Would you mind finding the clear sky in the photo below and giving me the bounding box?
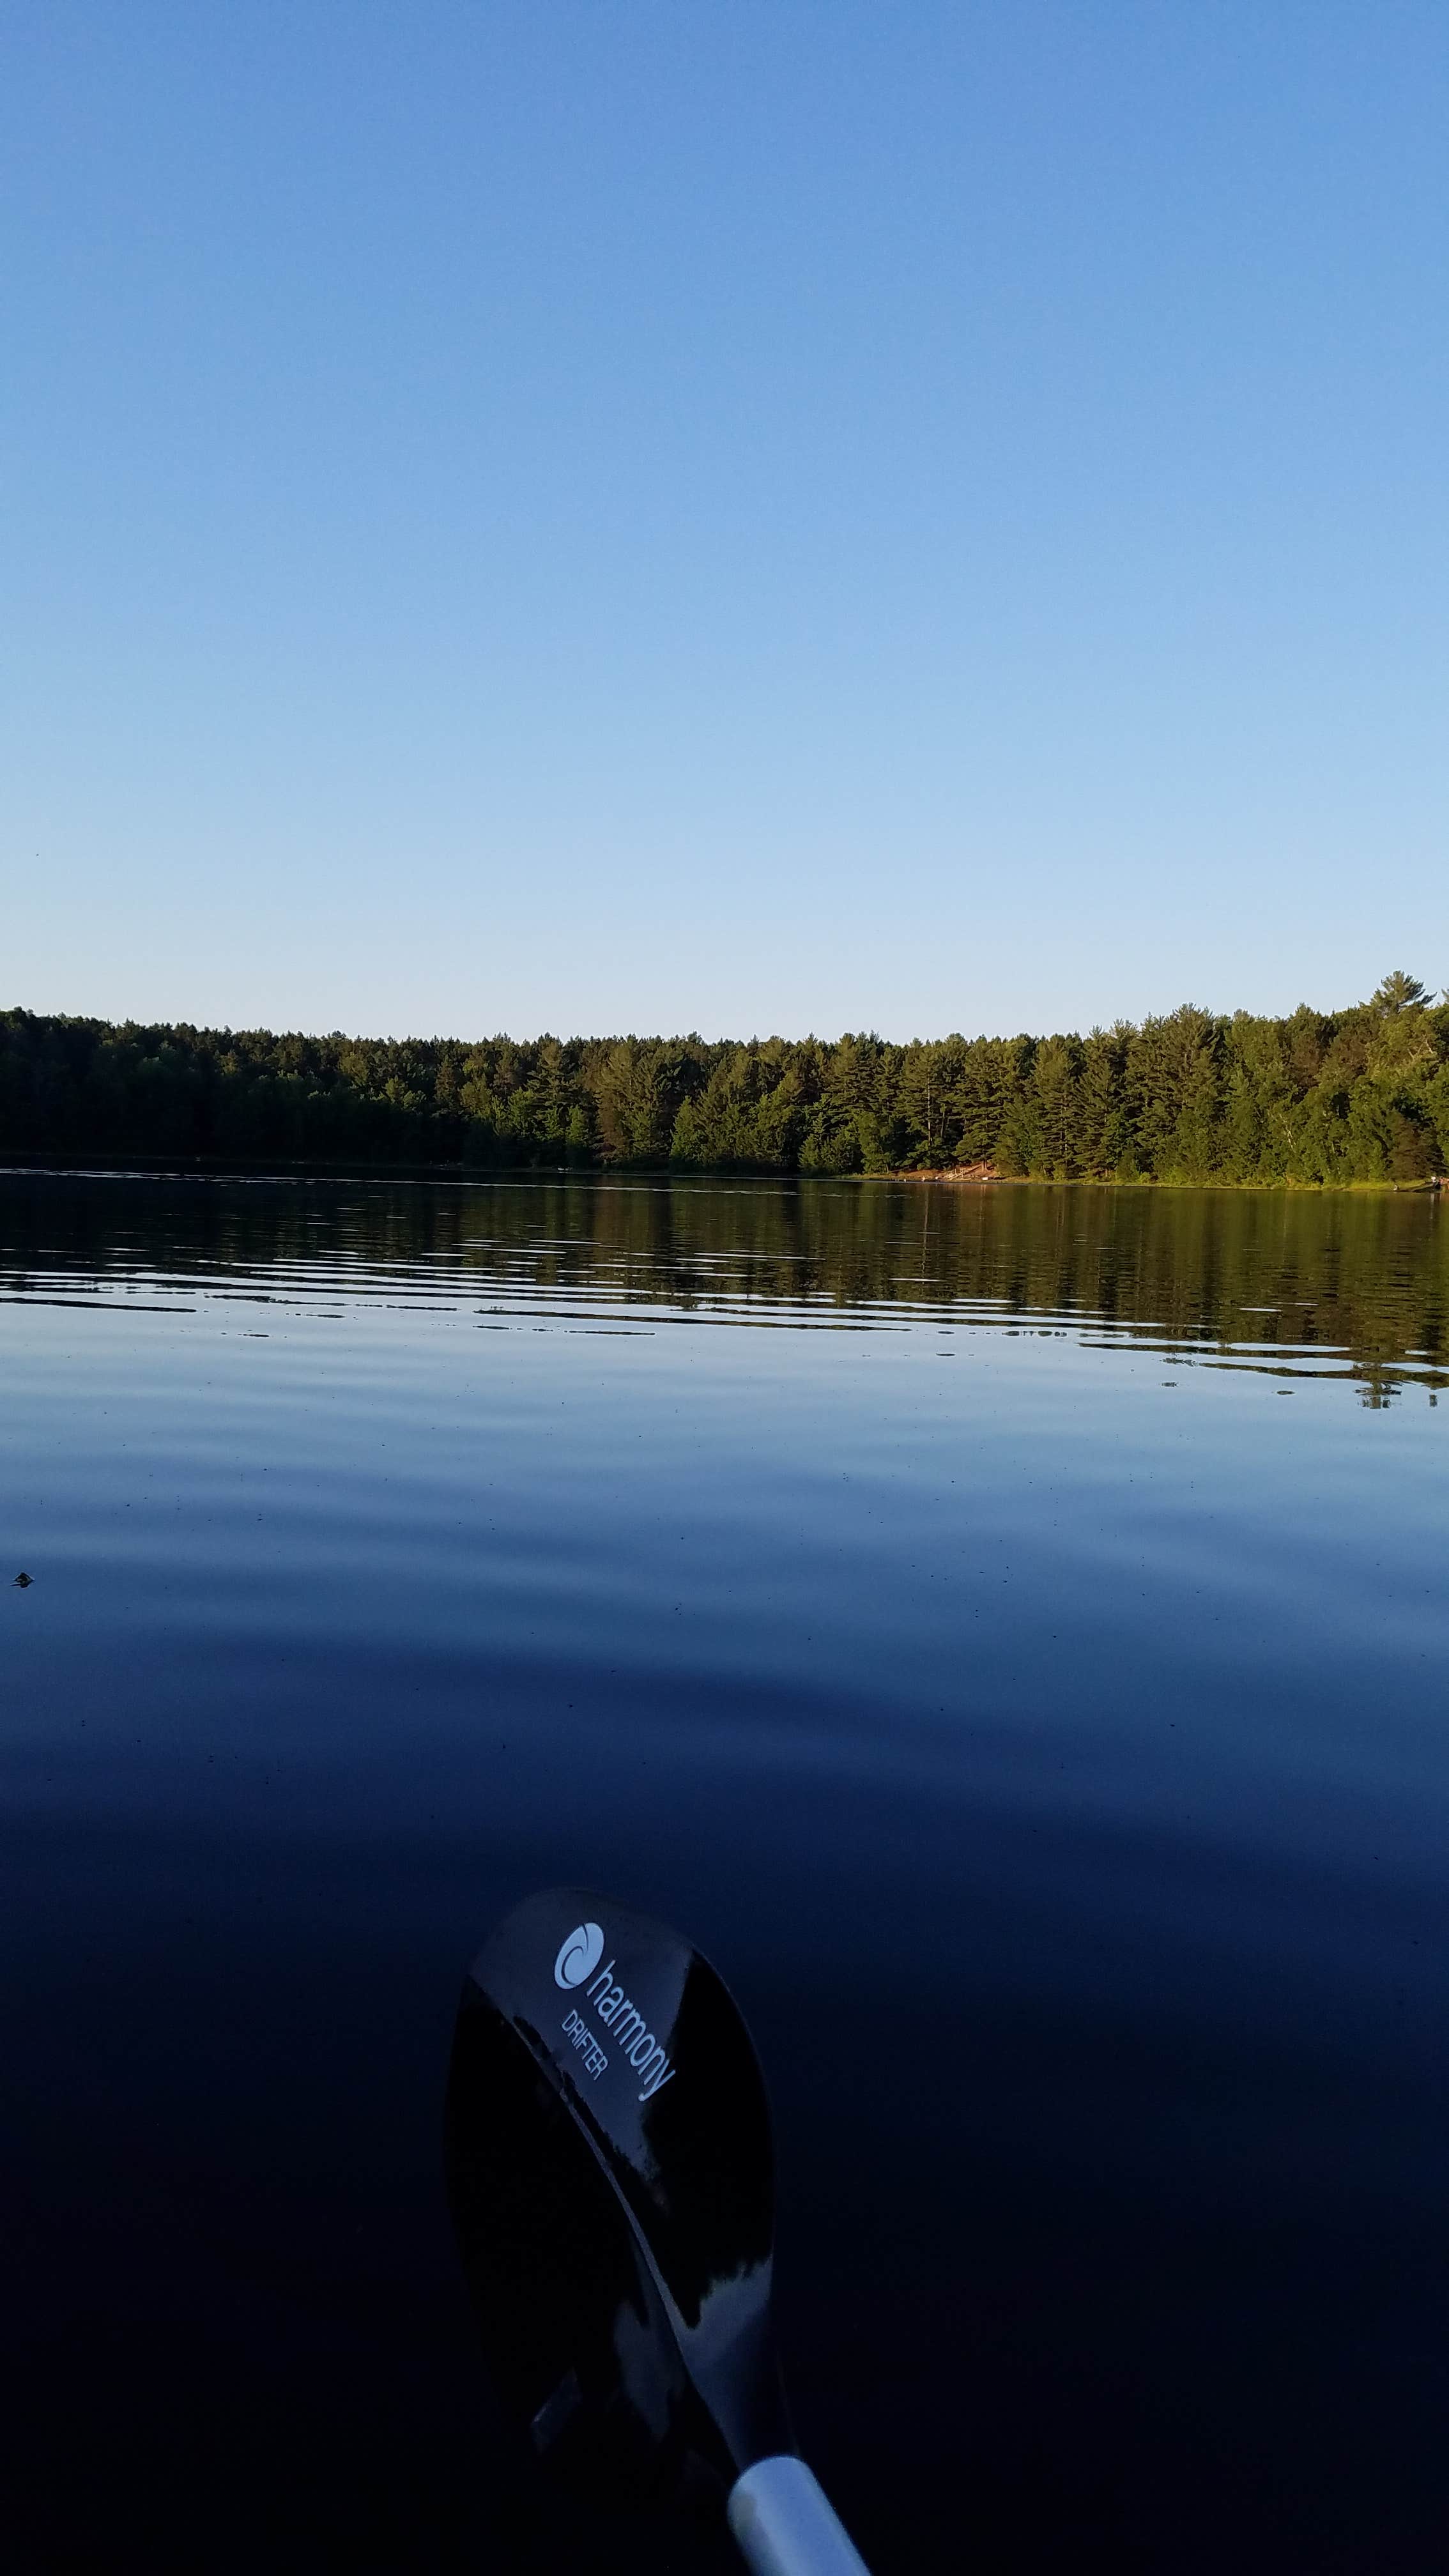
[3,1,1445,1041]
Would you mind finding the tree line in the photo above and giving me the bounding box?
[1,972,1445,1183]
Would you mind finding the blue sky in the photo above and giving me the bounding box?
[3,1,1445,1039]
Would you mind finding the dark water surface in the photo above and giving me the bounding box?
[2,1172,1446,2573]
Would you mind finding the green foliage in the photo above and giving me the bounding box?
[1,977,1445,1182]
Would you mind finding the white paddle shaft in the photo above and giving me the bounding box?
[728,2457,873,2576]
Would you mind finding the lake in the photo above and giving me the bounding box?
[1,1170,1446,2573]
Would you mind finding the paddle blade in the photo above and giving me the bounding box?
[443,1887,790,2510]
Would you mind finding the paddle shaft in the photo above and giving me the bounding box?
[728,2457,873,2576]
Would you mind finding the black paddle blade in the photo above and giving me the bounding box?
[443,1887,792,2515]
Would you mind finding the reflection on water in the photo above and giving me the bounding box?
[1,1170,1444,1396]
[0,1170,1446,2575]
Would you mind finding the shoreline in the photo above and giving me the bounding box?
[871,1167,1444,1193]
[0,1153,1442,1196]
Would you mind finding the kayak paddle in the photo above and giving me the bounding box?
[444,1887,872,2576]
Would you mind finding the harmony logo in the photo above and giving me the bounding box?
[549,1920,677,2103]
[579,1954,676,2102]
[554,1922,605,1989]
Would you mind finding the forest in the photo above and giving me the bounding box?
[1,974,1445,1184]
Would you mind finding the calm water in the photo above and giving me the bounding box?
[2,1172,1446,2574]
